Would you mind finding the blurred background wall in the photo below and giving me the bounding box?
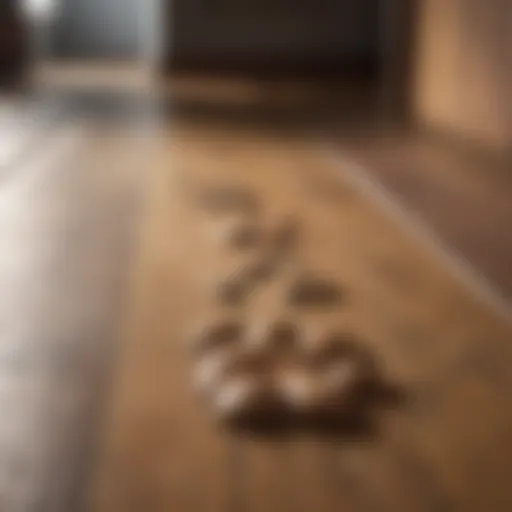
[413,0,511,153]
[50,0,380,74]
[45,0,511,154]
[52,0,142,59]
[169,0,380,72]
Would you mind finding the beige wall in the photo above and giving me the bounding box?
[413,0,511,152]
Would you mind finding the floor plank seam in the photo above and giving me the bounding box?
[324,142,512,324]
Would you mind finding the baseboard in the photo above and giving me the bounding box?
[162,54,380,81]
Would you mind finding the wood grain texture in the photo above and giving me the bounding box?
[90,119,512,512]
[337,128,512,301]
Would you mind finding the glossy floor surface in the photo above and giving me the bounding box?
[93,122,512,512]
[0,70,511,511]
[0,99,147,510]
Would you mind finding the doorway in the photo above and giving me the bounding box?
[49,0,163,63]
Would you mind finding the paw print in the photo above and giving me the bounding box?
[191,318,377,424]
[184,178,394,431]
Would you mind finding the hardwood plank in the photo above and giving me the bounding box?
[91,141,234,512]
[240,439,290,512]
[338,130,512,301]
[287,438,347,512]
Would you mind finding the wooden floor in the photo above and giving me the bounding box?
[1,71,512,511]
[338,129,512,303]
[0,108,147,510]
[90,120,512,512]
